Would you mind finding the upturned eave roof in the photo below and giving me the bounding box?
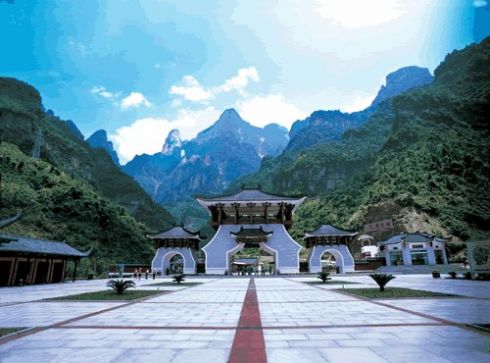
[0,233,91,257]
[303,224,358,239]
[148,226,201,240]
[196,188,305,204]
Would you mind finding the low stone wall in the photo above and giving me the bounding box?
[354,258,386,271]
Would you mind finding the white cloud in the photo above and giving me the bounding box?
[110,106,220,163]
[216,67,260,95]
[120,92,152,109]
[314,0,407,29]
[169,76,213,102]
[91,86,119,102]
[236,94,307,128]
[68,40,91,56]
[339,94,375,113]
[91,87,152,110]
[169,67,260,103]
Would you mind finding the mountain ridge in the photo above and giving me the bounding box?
[87,129,120,166]
[235,37,490,242]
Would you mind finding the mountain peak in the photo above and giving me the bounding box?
[86,129,120,165]
[371,66,433,106]
[89,129,108,140]
[161,129,182,155]
[217,108,243,124]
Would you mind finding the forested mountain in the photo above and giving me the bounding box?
[0,77,174,269]
[286,66,433,152]
[123,108,289,205]
[237,37,490,242]
[86,129,120,166]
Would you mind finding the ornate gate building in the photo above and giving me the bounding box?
[197,188,306,275]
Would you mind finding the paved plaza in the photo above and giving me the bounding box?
[0,275,488,362]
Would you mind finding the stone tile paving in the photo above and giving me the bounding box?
[0,302,124,328]
[299,274,490,299]
[0,328,235,363]
[66,301,242,328]
[257,278,489,362]
[376,298,490,324]
[0,277,215,305]
[0,276,488,363]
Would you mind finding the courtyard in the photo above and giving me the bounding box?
[0,274,488,363]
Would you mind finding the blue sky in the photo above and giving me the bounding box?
[1,0,488,163]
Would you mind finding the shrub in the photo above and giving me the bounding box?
[448,271,457,279]
[173,274,185,284]
[317,271,331,283]
[464,272,472,280]
[369,273,396,292]
[106,279,135,295]
[432,271,440,278]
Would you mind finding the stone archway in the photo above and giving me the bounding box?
[308,245,355,274]
[152,248,197,275]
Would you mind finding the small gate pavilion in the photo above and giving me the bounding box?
[304,225,357,273]
[150,226,201,275]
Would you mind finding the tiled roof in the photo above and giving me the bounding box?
[197,189,304,202]
[378,234,405,246]
[230,227,273,237]
[304,225,357,238]
[378,233,445,246]
[148,226,201,240]
[0,233,90,257]
[404,233,433,243]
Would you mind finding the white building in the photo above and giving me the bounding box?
[358,234,380,258]
[379,232,448,266]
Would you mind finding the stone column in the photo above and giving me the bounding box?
[426,247,436,265]
[402,247,412,265]
[384,250,391,266]
[442,246,448,265]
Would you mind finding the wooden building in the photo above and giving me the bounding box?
[0,233,90,286]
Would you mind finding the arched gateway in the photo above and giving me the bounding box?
[304,225,357,273]
[197,188,305,275]
[149,227,201,275]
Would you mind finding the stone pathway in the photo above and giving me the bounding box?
[0,276,488,362]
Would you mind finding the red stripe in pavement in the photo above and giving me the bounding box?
[228,278,267,363]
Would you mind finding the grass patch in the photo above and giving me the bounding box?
[338,287,460,299]
[146,281,203,287]
[304,280,358,285]
[45,289,163,301]
[0,328,23,338]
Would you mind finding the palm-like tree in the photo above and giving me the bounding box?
[369,273,395,292]
[317,271,330,283]
[173,274,185,284]
[106,279,135,295]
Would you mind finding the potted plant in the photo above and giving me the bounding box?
[106,279,135,295]
[432,270,441,278]
[317,271,330,283]
[369,273,396,292]
[448,271,457,279]
[173,274,185,284]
